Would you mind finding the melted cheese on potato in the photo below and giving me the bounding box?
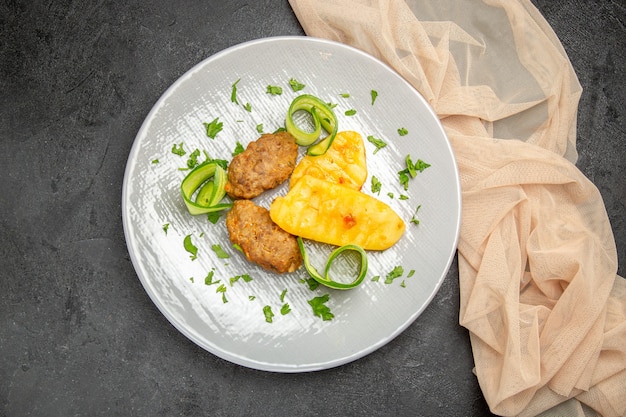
[289,131,367,190]
[270,175,405,250]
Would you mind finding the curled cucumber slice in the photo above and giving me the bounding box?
[286,94,338,156]
[297,237,368,290]
[181,161,231,215]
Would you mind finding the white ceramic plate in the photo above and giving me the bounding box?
[122,37,461,372]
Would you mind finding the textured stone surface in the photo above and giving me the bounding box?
[0,1,623,416]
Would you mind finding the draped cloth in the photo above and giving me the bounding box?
[287,1,626,416]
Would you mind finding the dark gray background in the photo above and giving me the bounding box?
[1,1,624,416]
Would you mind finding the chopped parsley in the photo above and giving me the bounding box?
[203,117,223,139]
[162,223,170,234]
[231,78,240,105]
[407,269,416,278]
[232,141,244,156]
[185,148,201,169]
[289,78,305,92]
[243,102,252,112]
[171,142,186,156]
[266,85,283,95]
[151,158,159,164]
[387,192,394,199]
[371,175,382,195]
[207,211,222,224]
[204,270,220,286]
[211,244,229,259]
[216,283,228,303]
[248,295,256,301]
[411,205,422,225]
[183,234,198,260]
[301,277,320,291]
[415,159,431,171]
[263,305,274,323]
[398,155,430,190]
[279,289,288,302]
[345,109,357,116]
[371,90,378,105]
[366,135,387,154]
[371,275,380,282]
[308,294,334,321]
[399,194,409,200]
[397,127,408,136]
[203,156,228,171]
[407,155,431,177]
[256,123,264,133]
[340,93,350,98]
[384,266,404,284]
[280,304,292,315]
[230,274,252,286]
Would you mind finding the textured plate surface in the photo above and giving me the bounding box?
[122,36,461,372]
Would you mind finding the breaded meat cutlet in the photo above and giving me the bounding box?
[225,131,298,199]
[225,200,302,274]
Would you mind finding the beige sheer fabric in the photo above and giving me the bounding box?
[288,1,626,416]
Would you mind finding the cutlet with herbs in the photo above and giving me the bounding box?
[224,131,298,199]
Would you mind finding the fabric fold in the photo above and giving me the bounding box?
[289,0,626,416]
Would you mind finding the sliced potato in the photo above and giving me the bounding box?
[270,175,405,250]
[289,130,367,190]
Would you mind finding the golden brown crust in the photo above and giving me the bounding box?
[225,200,302,274]
[225,131,298,199]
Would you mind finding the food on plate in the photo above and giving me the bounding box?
[180,161,231,215]
[297,237,368,290]
[224,131,298,199]
[270,175,406,250]
[289,130,367,190]
[226,199,302,274]
[285,94,338,156]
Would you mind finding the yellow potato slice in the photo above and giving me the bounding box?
[290,130,367,190]
[270,175,405,250]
